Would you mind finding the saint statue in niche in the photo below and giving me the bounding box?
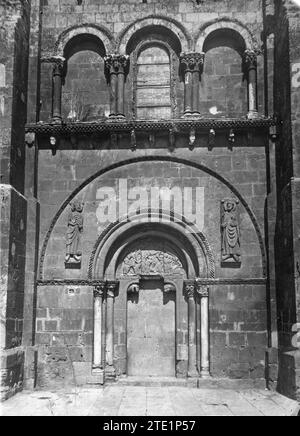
[221,198,241,264]
[65,200,84,265]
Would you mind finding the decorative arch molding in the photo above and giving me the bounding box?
[87,211,215,280]
[116,15,192,54]
[38,156,267,280]
[194,18,259,53]
[53,23,115,58]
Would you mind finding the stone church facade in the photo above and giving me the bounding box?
[1,0,300,402]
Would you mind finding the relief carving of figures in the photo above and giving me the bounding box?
[65,200,84,265]
[221,198,241,264]
[122,244,184,277]
[123,251,142,276]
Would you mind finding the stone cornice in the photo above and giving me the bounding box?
[26,117,277,138]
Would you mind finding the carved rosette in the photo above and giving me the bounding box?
[104,54,130,79]
[93,283,106,299]
[184,281,196,299]
[180,52,205,75]
[243,49,262,70]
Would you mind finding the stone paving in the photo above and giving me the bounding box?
[1,384,299,416]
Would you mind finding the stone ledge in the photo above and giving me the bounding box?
[25,116,277,137]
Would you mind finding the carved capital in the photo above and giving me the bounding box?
[180,52,205,75]
[196,284,209,298]
[104,54,130,79]
[42,56,66,76]
[93,283,106,299]
[184,281,195,299]
[243,49,262,70]
[106,281,118,298]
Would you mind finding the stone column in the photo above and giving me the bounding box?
[197,284,210,378]
[51,57,65,123]
[180,52,205,116]
[244,49,261,119]
[105,54,129,118]
[184,281,198,377]
[105,281,118,377]
[93,283,106,370]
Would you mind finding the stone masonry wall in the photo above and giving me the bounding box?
[274,0,300,401]
[0,0,30,400]
[35,144,268,387]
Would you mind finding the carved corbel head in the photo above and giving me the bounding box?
[127,283,140,294]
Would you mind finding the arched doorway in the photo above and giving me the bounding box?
[90,216,214,382]
[118,236,185,377]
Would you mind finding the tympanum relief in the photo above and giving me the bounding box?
[121,239,185,277]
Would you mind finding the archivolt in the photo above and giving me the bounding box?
[38,156,267,280]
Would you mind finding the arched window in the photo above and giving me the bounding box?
[200,29,248,118]
[135,45,172,119]
[61,34,110,122]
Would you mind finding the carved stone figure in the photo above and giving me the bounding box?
[65,200,84,264]
[221,198,241,263]
[121,240,184,276]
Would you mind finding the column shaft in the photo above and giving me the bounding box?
[192,71,200,113]
[197,285,210,378]
[185,282,198,377]
[93,284,105,369]
[180,53,204,116]
[184,71,193,114]
[105,282,118,370]
[105,54,129,118]
[52,60,65,122]
[244,50,260,119]
[110,73,118,116]
[117,72,125,116]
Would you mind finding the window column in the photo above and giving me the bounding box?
[105,54,129,118]
[51,56,65,123]
[180,52,205,116]
[244,49,261,119]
